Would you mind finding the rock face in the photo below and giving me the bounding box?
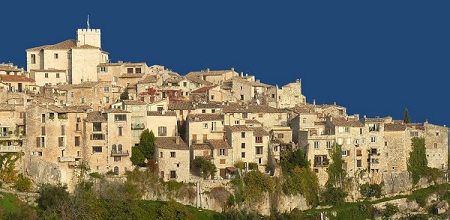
[382,171,412,195]
[26,158,61,185]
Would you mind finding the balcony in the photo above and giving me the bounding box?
[131,123,145,130]
[68,161,85,169]
[58,156,75,162]
[90,134,105,140]
[0,146,21,153]
[111,150,129,157]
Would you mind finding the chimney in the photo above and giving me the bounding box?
[231,67,234,72]
[241,72,244,77]
[175,137,180,144]
[313,99,316,105]
[206,68,210,72]
[333,102,336,105]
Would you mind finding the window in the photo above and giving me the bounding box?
[235,120,240,125]
[183,82,187,87]
[54,53,58,59]
[220,159,226,164]
[45,73,48,78]
[357,160,362,167]
[203,123,208,129]
[202,109,206,113]
[242,113,248,118]
[434,143,438,148]
[104,97,110,103]
[41,126,46,135]
[56,73,60,78]
[31,54,36,64]
[326,141,332,149]
[93,123,102,132]
[241,143,245,149]
[160,152,163,158]
[219,149,226,156]
[314,141,319,149]
[80,97,86,104]
[256,146,263,155]
[90,134,104,140]
[158,126,167,136]
[100,66,107,72]
[368,123,380,132]
[75,136,80,146]
[385,141,388,146]
[58,137,64,147]
[203,134,207,141]
[61,125,65,135]
[240,95,244,100]
[258,113,263,118]
[114,114,127,121]
[104,87,110,93]
[36,137,45,148]
[92,146,102,153]
[211,122,216,131]
[410,131,419,137]
[342,150,349,156]
[345,127,350,132]
[117,127,123,136]
[114,157,121,162]
[211,109,215,113]
[170,171,177,179]
[127,68,133,73]
[76,123,81,131]
[436,132,440,136]
[302,118,307,124]
[241,152,245,158]
[255,136,262,143]
[370,136,376,143]
[241,132,245,138]
[277,133,284,139]
[356,149,362,156]
[170,152,176,158]
[210,95,214,100]
[135,68,141,73]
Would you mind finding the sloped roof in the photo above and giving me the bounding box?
[223,103,286,113]
[330,117,364,127]
[154,137,188,150]
[226,125,254,132]
[138,75,158,84]
[191,85,218,93]
[86,112,107,122]
[384,123,406,131]
[0,75,35,83]
[123,100,147,105]
[208,139,232,149]
[252,127,269,136]
[187,114,223,122]
[147,111,177,116]
[168,101,193,110]
[192,143,211,150]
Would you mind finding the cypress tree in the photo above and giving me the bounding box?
[404,108,411,123]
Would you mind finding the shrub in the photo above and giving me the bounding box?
[382,203,399,218]
[14,174,32,192]
[321,187,347,206]
[248,163,258,171]
[192,156,217,179]
[359,183,382,198]
[89,172,102,179]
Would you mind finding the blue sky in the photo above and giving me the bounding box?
[2,1,449,126]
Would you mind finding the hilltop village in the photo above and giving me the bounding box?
[0,27,448,215]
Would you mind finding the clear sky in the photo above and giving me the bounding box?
[2,1,449,126]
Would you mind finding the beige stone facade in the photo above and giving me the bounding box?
[154,136,190,183]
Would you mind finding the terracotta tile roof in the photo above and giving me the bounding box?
[155,137,188,150]
[31,69,66,72]
[75,44,100,49]
[123,100,147,105]
[46,39,77,50]
[185,75,213,85]
[168,101,193,110]
[196,102,222,109]
[186,69,233,77]
[232,77,272,87]
[223,103,286,113]
[406,123,425,130]
[26,45,49,52]
[103,109,130,113]
[226,125,254,132]
[245,119,261,124]
[191,85,218,93]
[72,81,102,88]
[120,73,144,78]
[364,117,385,123]
[187,114,224,122]
[291,104,316,114]
[252,127,269,136]
[0,64,23,72]
[147,111,177,116]
[97,63,123,67]
[192,143,212,150]
[86,112,107,122]
[317,104,346,110]
[54,84,74,91]
[0,75,35,83]
[384,123,406,131]
[207,139,232,149]
[47,105,91,113]
[165,76,183,84]
[138,75,158,84]
[330,117,364,127]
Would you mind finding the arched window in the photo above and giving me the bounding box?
[114,166,119,174]
[118,144,122,152]
[112,144,117,153]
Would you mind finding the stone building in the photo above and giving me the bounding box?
[26,28,109,85]
[154,136,190,183]
[146,111,178,138]
[0,74,36,93]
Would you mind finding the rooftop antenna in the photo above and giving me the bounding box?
[87,15,90,29]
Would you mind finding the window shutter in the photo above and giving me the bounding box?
[36,137,40,147]
[225,149,228,156]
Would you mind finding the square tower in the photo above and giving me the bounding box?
[76,29,101,48]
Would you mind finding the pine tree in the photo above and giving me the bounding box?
[404,108,411,123]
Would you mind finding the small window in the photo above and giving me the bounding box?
[170,170,177,179]
[241,143,245,149]
[75,136,80,146]
[160,152,163,158]
[326,141,331,149]
[92,146,102,153]
[114,114,127,121]
[54,53,58,59]
[258,113,263,118]
[202,109,206,113]
[31,54,36,64]
[203,123,208,129]
[170,152,176,158]
[314,141,319,149]
[240,95,244,100]
[45,73,49,78]
[255,136,262,143]
[357,160,362,167]
[210,95,214,100]
[241,132,245,138]
[117,127,123,136]
[241,152,245,158]
[370,136,376,143]
[56,73,60,78]
[135,68,142,73]
[104,87,110,93]
[93,122,102,132]
[158,126,167,136]
[114,157,121,162]
[235,120,240,125]
[219,149,226,156]
[127,68,133,73]
[302,118,307,124]
[256,146,263,155]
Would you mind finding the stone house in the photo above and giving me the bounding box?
[146,111,177,138]
[154,136,190,183]
[97,61,149,84]
[190,85,221,103]
[266,79,306,108]
[0,74,36,93]
[191,139,234,179]
[0,104,26,154]
[186,114,225,147]
[185,68,238,86]
[122,100,147,144]
[62,81,122,110]
[223,103,290,130]
[26,29,109,85]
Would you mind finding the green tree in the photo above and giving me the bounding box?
[326,143,346,188]
[404,108,411,123]
[37,184,70,211]
[120,91,129,101]
[192,156,217,179]
[131,147,145,166]
[280,148,309,175]
[243,170,275,205]
[138,129,155,160]
[407,137,428,184]
[14,174,32,192]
